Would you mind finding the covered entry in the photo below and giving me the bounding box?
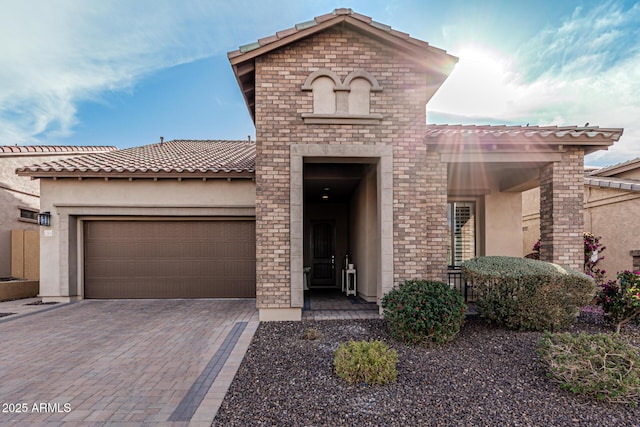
[84,219,256,298]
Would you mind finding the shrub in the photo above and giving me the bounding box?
[333,340,398,385]
[538,332,640,405]
[461,256,595,331]
[597,270,640,333]
[381,280,466,344]
[301,327,321,340]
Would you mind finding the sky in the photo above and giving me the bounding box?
[1,0,639,166]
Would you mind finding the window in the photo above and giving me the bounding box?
[19,207,39,223]
[447,201,476,267]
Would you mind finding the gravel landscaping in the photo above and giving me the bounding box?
[214,311,640,427]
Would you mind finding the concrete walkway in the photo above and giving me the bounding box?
[0,299,258,426]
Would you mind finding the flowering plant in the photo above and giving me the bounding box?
[527,233,606,283]
[583,232,606,284]
[597,270,640,333]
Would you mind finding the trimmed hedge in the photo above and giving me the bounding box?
[381,280,466,344]
[461,256,595,331]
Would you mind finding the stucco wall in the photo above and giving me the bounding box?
[484,191,523,257]
[38,177,255,300]
[349,166,378,301]
[523,185,640,278]
[1,154,90,277]
[522,187,540,256]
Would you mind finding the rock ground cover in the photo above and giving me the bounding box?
[214,311,640,426]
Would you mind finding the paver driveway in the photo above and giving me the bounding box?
[0,299,258,425]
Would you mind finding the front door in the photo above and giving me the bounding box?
[310,221,336,286]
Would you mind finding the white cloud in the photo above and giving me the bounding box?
[0,0,270,145]
[429,0,640,166]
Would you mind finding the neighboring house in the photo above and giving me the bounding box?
[17,9,623,321]
[523,158,640,279]
[0,145,116,278]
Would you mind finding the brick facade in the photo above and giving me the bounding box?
[254,26,445,308]
[539,147,585,270]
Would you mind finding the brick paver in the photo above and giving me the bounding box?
[0,299,258,425]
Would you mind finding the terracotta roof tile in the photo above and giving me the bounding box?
[0,145,117,154]
[425,124,623,143]
[588,157,640,177]
[585,176,640,192]
[228,8,446,59]
[16,140,255,177]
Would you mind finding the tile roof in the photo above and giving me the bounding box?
[16,140,255,178]
[584,176,640,192]
[227,8,451,59]
[0,145,117,154]
[588,157,640,177]
[424,124,623,154]
[425,124,623,140]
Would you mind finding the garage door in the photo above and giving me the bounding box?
[84,220,256,298]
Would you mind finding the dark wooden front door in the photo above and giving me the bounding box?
[311,221,336,286]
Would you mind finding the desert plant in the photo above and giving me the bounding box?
[381,280,466,344]
[301,327,322,340]
[461,256,595,331]
[538,332,640,405]
[333,340,398,385]
[597,270,640,333]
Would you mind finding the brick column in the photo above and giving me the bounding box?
[539,147,584,270]
[392,146,447,285]
[424,150,448,282]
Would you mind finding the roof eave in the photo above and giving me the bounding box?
[16,170,256,180]
[589,157,640,177]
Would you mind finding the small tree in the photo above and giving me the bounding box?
[597,271,640,333]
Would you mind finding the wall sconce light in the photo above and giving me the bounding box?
[38,211,51,227]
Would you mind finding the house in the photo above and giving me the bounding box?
[0,145,116,278]
[523,158,640,278]
[17,9,623,321]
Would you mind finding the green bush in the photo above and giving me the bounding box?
[461,256,595,331]
[538,332,640,405]
[381,280,466,344]
[333,340,398,385]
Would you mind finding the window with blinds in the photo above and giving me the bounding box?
[447,201,476,267]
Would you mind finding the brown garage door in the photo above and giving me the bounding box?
[84,220,256,298]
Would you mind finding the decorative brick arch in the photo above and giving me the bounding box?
[301,69,383,123]
[301,69,345,90]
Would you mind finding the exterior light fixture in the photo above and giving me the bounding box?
[38,211,51,226]
[321,194,329,200]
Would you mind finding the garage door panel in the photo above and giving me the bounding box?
[84,220,256,298]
